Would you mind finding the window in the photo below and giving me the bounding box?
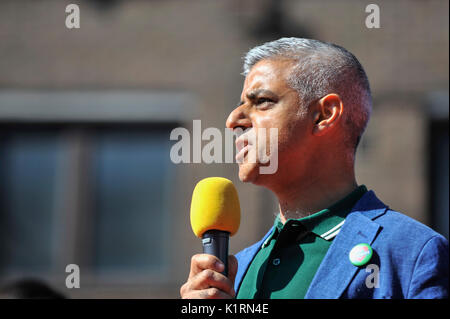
[0,90,193,289]
[0,129,62,274]
[92,128,173,274]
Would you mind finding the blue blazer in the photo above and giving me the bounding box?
[234,190,449,299]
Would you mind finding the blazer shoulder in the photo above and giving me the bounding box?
[355,190,445,242]
[375,208,447,243]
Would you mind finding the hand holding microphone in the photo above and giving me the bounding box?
[180,177,241,299]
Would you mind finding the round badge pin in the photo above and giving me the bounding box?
[349,243,373,266]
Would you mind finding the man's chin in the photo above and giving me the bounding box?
[237,163,260,184]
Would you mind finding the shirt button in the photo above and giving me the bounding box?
[272,258,281,266]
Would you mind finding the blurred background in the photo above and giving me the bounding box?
[0,0,448,298]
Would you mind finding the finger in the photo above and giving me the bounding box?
[181,271,234,299]
[183,287,234,300]
[189,254,224,279]
[189,269,235,297]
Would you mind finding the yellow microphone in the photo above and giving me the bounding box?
[190,177,241,276]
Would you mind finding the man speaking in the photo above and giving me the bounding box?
[180,38,449,299]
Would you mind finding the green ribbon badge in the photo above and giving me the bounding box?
[349,243,373,266]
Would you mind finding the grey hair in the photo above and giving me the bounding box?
[242,37,372,153]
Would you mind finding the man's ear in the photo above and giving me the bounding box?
[312,93,344,136]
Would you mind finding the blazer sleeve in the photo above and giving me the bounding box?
[407,235,449,299]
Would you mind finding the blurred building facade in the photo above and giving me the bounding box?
[0,0,448,298]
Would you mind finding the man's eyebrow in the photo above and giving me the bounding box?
[246,89,277,100]
[237,89,278,107]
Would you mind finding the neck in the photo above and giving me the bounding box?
[273,162,358,224]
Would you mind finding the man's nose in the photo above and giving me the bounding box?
[226,105,252,130]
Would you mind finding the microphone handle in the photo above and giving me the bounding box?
[202,230,229,277]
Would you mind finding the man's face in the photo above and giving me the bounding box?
[226,58,317,187]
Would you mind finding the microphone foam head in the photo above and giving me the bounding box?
[190,177,241,238]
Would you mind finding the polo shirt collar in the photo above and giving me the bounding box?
[263,185,368,247]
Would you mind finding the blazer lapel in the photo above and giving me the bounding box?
[234,227,273,293]
[304,191,387,299]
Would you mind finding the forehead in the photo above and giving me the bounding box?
[242,58,296,95]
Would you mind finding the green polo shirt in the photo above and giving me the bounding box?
[236,185,367,299]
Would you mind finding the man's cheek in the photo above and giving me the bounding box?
[256,128,279,175]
